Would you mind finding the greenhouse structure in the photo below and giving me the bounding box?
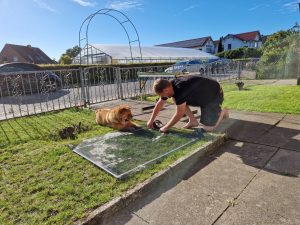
[73,44,219,65]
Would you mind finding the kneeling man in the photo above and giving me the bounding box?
[147,75,229,133]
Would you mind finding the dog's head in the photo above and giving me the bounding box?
[116,105,133,122]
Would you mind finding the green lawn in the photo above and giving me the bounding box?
[144,82,300,114]
[222,83,300,114]
[0,108,209,225]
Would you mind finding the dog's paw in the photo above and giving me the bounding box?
[133,124,141,128]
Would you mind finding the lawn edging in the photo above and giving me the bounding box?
[75,134,226,225]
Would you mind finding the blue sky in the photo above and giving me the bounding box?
[0,0,299,60]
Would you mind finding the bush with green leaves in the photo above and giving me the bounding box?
[256,30,300,79]
[216,47,262,59]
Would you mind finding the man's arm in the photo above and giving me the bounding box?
[147,98,166,129]
[160,102,186,132]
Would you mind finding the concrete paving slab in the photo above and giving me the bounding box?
[257,121,300,151]
[228,111,284,124]
[122,140,274,225]
[90,100,156,115]
[283,114,300,123]
[127,182,229,225]
[225,119,274,142]
[177,140,276,198]
[214,118,237,134]
[219,111,283,142]
[133,114,187,129]
[211,140,278,169]
[103,210,149,225]
[155,109,176,118]
[179,156,258,198]
[214,198,296,225]
[271,79,297,85]
[265,149,300,177]
[214,171,300,225]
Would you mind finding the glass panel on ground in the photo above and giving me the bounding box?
[72,127,202,178]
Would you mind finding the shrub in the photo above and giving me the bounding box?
[216,47,262,59]
[256,30,300,79]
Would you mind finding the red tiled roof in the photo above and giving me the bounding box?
[233,31,260,41]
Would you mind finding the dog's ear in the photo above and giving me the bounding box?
[118,105,130,113]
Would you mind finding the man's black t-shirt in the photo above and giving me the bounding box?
[168,75,222,106]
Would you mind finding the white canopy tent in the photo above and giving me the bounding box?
[73,44,219,64]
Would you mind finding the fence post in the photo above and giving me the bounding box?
[115,67,124,99]
[80,67,88,107]
[297,51,300,85]
[238,61,241,79]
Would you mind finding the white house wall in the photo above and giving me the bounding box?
[223,34,262,51]
[203,40,215,54]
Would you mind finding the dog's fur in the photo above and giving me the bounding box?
[95,105,139,131]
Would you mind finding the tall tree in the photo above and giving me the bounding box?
[58,54,72,65]
[217,37,224,53]
[58,45,81,65]
[66,46,81,58]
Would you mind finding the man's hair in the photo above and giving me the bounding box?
[153,79,171,94]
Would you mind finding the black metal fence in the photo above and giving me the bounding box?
[0,62,245,120]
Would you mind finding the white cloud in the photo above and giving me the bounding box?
[105,0,143,11]
[282,0,299,12]
[33,0,57,13]
[72,0,96,7]
[248,4,270,11]
[183,5,197,12]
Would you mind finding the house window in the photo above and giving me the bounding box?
[228,44,231,50]
[13,56,19,62]
[206,47,212,53]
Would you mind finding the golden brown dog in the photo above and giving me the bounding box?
[95,105,139,131]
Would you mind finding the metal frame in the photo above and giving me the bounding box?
[79,8,143,65]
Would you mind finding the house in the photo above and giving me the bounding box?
[0,44,53,64]
[222,31,262,51]
[213,40,220,53]
[156,36,216,54]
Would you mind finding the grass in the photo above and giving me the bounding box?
[222,83,300,114]
[0,108,210,225]
[143,82,300,115]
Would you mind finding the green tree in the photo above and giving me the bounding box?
[58,45,81,65]
[217,37,224,53]
[66,45,81,58]
[58,54,72,65]
[256,29,300,79]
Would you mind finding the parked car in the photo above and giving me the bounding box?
[165,59,207,75]
[208,58,231,74]
[0,63,62,95]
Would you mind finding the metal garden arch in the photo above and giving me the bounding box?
[79,8,143,65]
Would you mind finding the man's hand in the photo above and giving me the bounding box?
[147,120,154,129]
[159,126,169,133]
